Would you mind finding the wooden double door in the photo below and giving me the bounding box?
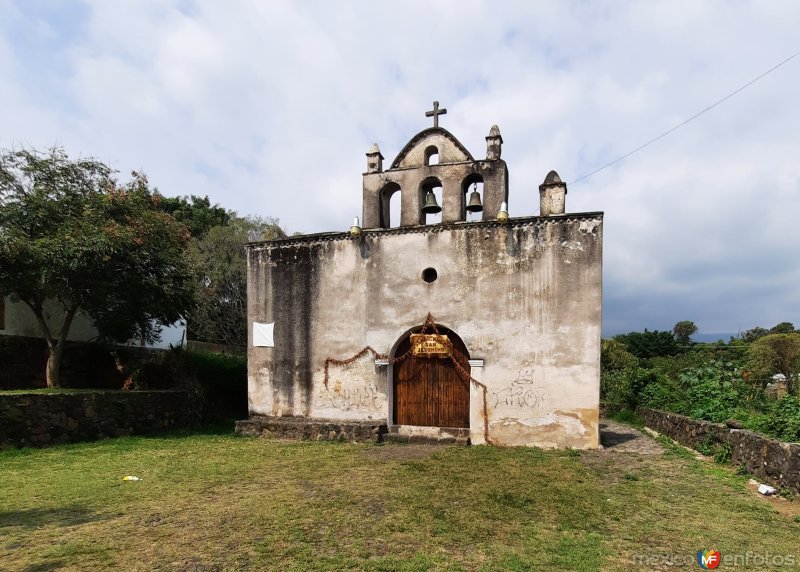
[393,331,470,428]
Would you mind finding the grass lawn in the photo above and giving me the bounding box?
[1,425,798,571]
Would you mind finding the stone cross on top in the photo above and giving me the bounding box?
[425,100,447,127]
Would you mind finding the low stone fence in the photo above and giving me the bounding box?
[638,407,800,493]
[0,390,199,449]
[236,415,387,442]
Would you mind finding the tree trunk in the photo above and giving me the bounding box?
[46,342,65,388]
[26,302,78,390]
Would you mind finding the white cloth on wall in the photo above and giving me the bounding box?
[253,322,274,347]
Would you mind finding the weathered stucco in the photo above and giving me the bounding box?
[246,108,601,449]
[362,126,509,227]
[247,213,602,448]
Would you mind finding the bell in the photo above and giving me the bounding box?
[421,190,442,214]
[466,188,483,213]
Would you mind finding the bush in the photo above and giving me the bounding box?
[185,350,247,422]
[759,396,800,443]
[602,367,669,410]
[601,339,638,372]
[132,348,247,422]
[613,330,679,359]
[638,361,742,423]
[679,362,742,423]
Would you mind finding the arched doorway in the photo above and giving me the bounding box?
[393,327,470,428]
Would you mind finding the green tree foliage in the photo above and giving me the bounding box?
[739,322,797,342]
[186,216,284,346]
[601,339,638,372]
[672,320,698,345]
[769,321,796,335]
[602,367,668,410]
[745,333,800,394]
[613,329,678,359]
[0,147,193,387]
[157,194,232,239]
[639,361,743,422]
[739,326,769,343]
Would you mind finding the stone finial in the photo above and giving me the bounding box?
[366,143,384,174]
[486,125,503,160]
[539,170,567,216]
[543,170,561,184]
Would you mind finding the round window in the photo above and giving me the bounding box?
[422,268,438,283]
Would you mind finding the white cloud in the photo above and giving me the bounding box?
[1,0,798,334]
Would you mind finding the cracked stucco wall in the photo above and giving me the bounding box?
[247,213,602,448]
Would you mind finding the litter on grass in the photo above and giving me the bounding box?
[757,484,777,496]
[122,476,142,481]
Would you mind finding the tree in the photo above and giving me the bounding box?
[157,194,232,239]
[0,147,193,387]
[601,339,638,372]
[673,320,698,346]
[186,216,284,346]
[746,333,800,395]
[769,322,796,335]
[613,329,679,359]
[740,326,769,343]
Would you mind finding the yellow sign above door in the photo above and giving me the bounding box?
[410,334,453,358]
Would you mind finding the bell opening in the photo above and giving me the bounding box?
[421,185,443,224]
[464,180,484,221]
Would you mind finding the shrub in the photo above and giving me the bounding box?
[602,367,669,409]
[638,361,742,423]
[185,350,247,422]
[759,396,800,443]
[131,348,247,422]
[613,330,679,359]
[601,339,638,372]
[678,362,741,423]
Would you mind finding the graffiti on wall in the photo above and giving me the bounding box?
[492,369,546,409]
[318,378,381,412]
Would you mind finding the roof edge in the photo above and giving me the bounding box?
[389,127,474,169]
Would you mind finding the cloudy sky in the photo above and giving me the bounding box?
[1,0,798,337]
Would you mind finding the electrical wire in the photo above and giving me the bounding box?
[570,49,800,185]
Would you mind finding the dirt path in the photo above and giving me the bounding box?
[364,419,663,463]
[598,419,664,454]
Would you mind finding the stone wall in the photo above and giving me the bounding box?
[236,415,386,442]
[0,390,199,449]
[639,407,800,493]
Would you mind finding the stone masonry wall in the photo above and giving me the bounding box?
[639,407,800,493]
[236,415,386,442]
[0,390,199,449]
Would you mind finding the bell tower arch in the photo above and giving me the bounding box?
[361,101,509,229]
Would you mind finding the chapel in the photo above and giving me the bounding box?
[238,102,603,448]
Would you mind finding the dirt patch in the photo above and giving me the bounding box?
[598,420,664,454]
[600,420,800,522]
[580,419,673,477]
[745,480,800,520]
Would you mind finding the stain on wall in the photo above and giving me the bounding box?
[247,213,602,448]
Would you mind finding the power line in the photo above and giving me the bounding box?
[570,49,800,185]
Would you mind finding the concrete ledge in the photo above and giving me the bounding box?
[384,425,470,446]
[235,415,387,442]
